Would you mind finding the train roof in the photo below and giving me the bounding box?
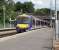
[19,14,29,17]
[17,14,32,18]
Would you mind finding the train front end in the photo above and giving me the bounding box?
[16,14,32,33]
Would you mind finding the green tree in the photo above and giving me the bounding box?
[23,2,34,13]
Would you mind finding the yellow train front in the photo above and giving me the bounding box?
[16,14,32,33]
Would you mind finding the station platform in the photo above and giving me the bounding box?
[0,27,53,50]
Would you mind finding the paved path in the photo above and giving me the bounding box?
[0,27,53,50]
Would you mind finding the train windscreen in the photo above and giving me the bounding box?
[17,17,31,24]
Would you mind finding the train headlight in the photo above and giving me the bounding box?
[16,24,29,29]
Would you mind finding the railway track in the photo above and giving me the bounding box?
[0,29,17,38]
[0,28,16,32]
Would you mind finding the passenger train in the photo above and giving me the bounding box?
[15,14,50,33]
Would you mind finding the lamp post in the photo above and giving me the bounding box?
[3,5,6,28]
[55,0,59,40]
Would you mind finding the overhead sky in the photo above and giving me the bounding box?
[13,0,59,10]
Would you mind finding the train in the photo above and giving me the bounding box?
[16,14,32,33]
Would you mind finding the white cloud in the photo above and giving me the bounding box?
[28,0,43,5]
[28,0,50,9]
[13,0,59,10]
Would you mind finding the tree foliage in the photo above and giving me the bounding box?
[15,2,34,13]
[23,2,34,13]
[14,2,22,11]
[0,0,16,23]
[34,8,50,16]
[0,0,7,23]
[0,0,51,23]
